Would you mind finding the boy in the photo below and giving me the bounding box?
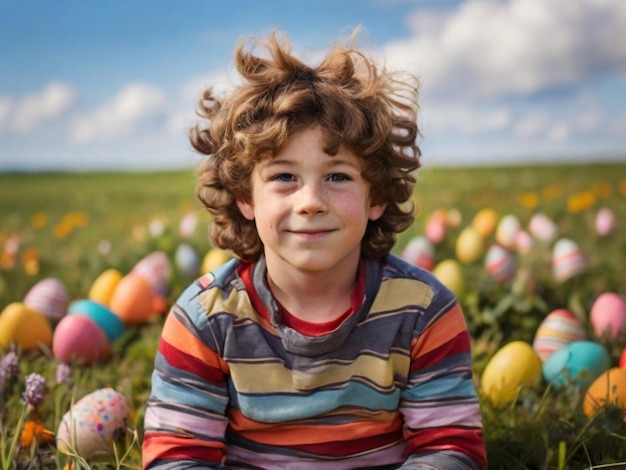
[142,31,486,469]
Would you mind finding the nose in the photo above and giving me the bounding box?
[295,182,327,215]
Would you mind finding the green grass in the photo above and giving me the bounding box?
[1,162,625,469]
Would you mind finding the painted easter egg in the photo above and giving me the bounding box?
[179,212,198,238]
[514,230,533,253]
[201,248,233,274]
[432,259,465,298]
[595,207,615,237]
[484,244,516,283]
[532,309,586,362]
[481,341,542,408]
[552,238,587,282]
[455,227,485,265]
[590,292,626,340]
[23,277,71,322]
[495,215,521,250]
[529,213,558,243]
[88,269,123,307]
[424,210,447,245]
[132,251,171,296]
[0,302,53,351]
[472,208,498,239]
[542,340,610,389]
[109,273,157,324]
[57,388,131,459]
[583,367,626,419]
[175,243,200,278]
[52,313,110,365]
[401,236,435,271]
[68,299,125,343]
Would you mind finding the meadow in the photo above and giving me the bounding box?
[0,162,625,469]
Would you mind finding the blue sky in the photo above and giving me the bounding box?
[1,0,625,172]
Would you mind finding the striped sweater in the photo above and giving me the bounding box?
[142,254,486,469]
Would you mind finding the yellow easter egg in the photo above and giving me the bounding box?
[481,341,542,408]
[583,367,626,419]
[455,227,485,265]
[0,302,53,351]
[472,208,498,239]
[88,269,123,306]
[201,248,231,274]
[432,259,465,297]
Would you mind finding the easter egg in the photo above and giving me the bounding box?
[201,248,233,274]
[88,269,123,307]
[595,207,615,237]
[532,309,586,362]
[446,209,462,229]
[583,367,626,419]
[68,299,125,343]
[495,215,521,250]
[23,277,71,322]
[542,340,610,389]
[109,273,157,324]
[132,251,171,296]
[179,212,198,238]
[432,259,465,297]
[484,244,516,284]
[0,302,53,351]
[552,238,587,282]
[481,341,542,408]
[472,208,498,239]
[619,347,626,369]
[52,313,110,365]
[528,213,558,243]
[57,388,131,459]
[175,243,200,278]
[400,236,435,271]
[424,210,447,245]
[590,292,626,340]
[455,227,485,265]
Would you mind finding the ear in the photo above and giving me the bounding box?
[368,202,386,221]
[236,198,255,221]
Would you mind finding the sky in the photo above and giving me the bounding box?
[1,0,625,172]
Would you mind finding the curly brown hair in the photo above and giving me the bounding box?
[192,31,421,261]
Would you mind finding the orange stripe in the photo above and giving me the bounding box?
[161,312,227,371]
[228,409,403,445]
[413,304,468,358]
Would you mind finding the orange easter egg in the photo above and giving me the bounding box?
[472,208,498,239]
[583,367,626,419]
[109,273,156,324]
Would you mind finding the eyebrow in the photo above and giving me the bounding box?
[263,157,361,171]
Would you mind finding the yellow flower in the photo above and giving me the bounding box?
[21,247,40,275]
[518,192,539,209]
[30,212,47,230]
[619,179,626,197]
[591,181,611,200]
[20,420,53,448]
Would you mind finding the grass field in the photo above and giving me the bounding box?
[1,162,625,469]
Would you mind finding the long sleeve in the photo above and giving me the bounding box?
[398,295,487,469]
[142,276,231,469]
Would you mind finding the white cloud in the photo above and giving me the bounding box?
[421,102,512,134]
[384,0,626,100]
[7,83,76,133]
[0,96,13,131]
[71,82,167,143]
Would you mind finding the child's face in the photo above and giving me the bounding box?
[237,125,386,275]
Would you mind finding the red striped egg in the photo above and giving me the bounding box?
[533,309,586,362]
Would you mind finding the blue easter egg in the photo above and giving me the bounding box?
[542,340,610,389]
[68,299,125,343]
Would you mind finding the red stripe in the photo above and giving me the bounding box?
[411,331,471,371]
[158,339,226,385]
[289,430,402,456]
[142,433,224,468]
[404,427,486,468]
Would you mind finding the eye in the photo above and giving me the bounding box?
[327,173,351,182]
[271,173,296,182]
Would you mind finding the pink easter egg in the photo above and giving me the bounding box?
[401,235,435,271]
[424,211,447,245]
[529,213,558,243]
[515,230,533,253]
[533,309,586,362]
[590,292,626,340]
[595,207,615,237]
[552,238,587,282]
[23,277,71,322]
[52,313,110,365]
[485,244,516,284]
